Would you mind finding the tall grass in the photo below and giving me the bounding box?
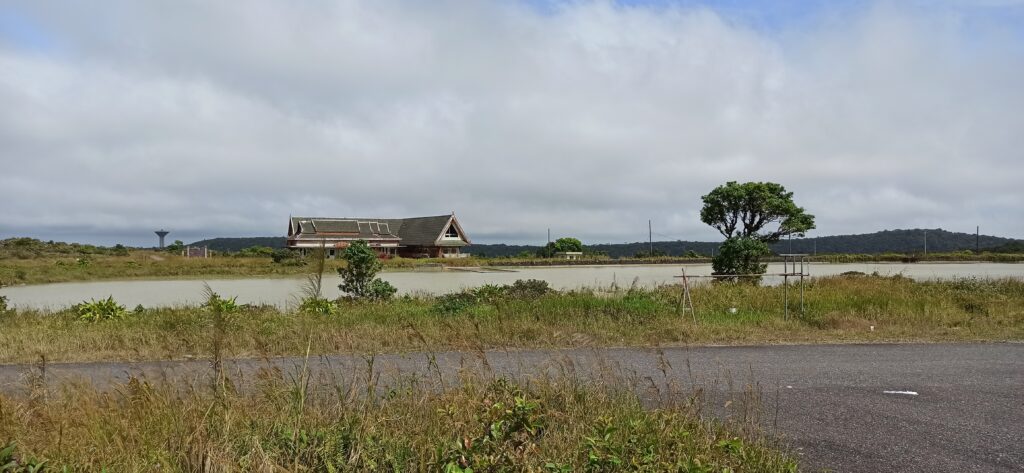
[1,275,1022,364]
[0,362,797,471]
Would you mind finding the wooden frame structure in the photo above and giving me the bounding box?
[674,254,811,322]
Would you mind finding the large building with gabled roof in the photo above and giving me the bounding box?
[286,213,470,259]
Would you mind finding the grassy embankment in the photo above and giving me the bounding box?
[1,275,1021,364]
[2,248,1023,286]
[0,363,796,471]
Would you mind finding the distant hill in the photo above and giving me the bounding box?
[191,229,1020,257]
[469,229,1019,258]
[989,241,1024,253]
[189,237,286,252]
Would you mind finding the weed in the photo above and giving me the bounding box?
[0,441,54,472]
[442,379,547,471]
[73,296,127,322]
[434,291,480,315]
[506,279,552,298]
[202,291,239,314]
[298,297,336,315]
[432,279,554,315]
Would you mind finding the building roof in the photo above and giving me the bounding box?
[288,214,469,246]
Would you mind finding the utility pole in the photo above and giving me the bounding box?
[976,226,980,253]
[813,237,817,256]
[924,229,928,255]
[547,228,550,245]
[648,219,653,256]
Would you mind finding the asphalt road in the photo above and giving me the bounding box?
[1,343,1021,472]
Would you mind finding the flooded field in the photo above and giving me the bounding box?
[3,262,1023,310]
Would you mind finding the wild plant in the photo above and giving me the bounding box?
[202,289,239,314]
[432,279,553,315]
[296,241,336,314]
[73,296,127,322]
[505,279,552,298]
[201,283,237,399]
[442,379,547,471]
[0,442,53,473]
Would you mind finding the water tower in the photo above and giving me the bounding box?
[155,229,170,248]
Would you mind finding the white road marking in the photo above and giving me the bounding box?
[883,390,919,395]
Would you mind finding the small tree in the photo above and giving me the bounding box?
[701,181,814,279]
[165,240,185,253]
[553,237,583,253]
[338,240,396,300]
[537,237,584,258]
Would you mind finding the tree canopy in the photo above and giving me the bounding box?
[553,237,583,253]
[537,237,585,258]
[700,181,815,244]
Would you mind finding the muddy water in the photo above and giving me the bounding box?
[3,262,1022,310]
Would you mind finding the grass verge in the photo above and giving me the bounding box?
[1,275,1021,364]
[0,359,797,471]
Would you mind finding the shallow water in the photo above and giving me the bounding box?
[3,262,1022,310]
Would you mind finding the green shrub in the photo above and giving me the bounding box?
[433,291,479,315]
[473,283,509,304]
[272,248,303,265]
[506,279,552,299]
[74,296,127,322]
[0,294,8,313]
[432,280,551,315]
[338,240,395,301]
[366,278,397,301]
[203,292,239,314]
[299,297,336,315]
[712,237,770,281]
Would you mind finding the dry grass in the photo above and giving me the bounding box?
[1,275,1021,364]
[0,356,797,472]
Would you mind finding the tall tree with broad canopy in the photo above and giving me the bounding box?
[700,181,815,278]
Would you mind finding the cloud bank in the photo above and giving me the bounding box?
[1,1,1022,245]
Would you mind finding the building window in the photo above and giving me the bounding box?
[329,249,336,257]
[445,225,460,238]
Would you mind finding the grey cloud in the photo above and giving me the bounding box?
[0,1,1022,246]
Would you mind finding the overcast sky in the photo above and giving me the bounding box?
[1,1,1022,246]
